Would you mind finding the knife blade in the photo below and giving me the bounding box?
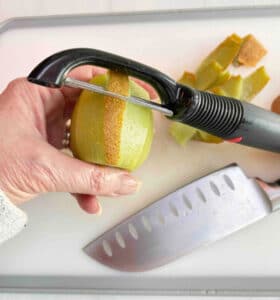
[83,164,278,272]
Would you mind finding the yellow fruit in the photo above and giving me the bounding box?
[70,71,154,171]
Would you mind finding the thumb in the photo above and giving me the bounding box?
[34,145,139,196]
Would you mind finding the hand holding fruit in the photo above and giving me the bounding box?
[0,66,153,214]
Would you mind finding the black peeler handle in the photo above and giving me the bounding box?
[178,90,280,152]
[28,48,280,153]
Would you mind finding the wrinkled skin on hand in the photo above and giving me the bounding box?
[0,66,156,214]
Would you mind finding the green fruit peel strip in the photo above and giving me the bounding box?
[241,66,270,101]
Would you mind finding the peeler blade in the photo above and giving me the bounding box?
[83,164,272,272]
[64,77,174,116]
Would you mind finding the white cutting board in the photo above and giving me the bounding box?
[1,10,280,279]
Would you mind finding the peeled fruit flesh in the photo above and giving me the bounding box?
[70,71,154,171]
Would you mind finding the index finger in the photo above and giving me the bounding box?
[62,66,159,101]
[61,65,106,101]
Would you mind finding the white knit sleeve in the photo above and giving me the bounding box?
[0,190,27,244]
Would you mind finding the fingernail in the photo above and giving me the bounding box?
[136,181,142,192]
[95,202,102,216]
[114,174,140,196]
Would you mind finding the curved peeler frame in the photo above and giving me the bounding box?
[28,48,280,153]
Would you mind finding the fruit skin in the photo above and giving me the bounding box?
[70,72,154,171]
[196,33,242,73]
[234,34,267,67]
[210,75,243,99]
[169,122,196,146]
[170,33,269,146]
[103,71,129,166]
[241,66,270,101]
[195,61,223,90]
[178,71,196,87]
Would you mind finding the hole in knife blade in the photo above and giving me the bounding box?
[223,174,235,190]
[210,181,220,196]
[183,194,192,210]
[158,212,165,225]
[169,202,179,217]
[196,187,207,203]
[142,216,152,232]
[182,211,188,216]
[102,240,112,257]
[128,223,138,240]
[115,231,126,248]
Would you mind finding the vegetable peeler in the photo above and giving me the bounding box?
[83,164,280,272]
[28,48,280,152]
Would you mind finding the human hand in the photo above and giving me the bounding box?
[0,66,152,214]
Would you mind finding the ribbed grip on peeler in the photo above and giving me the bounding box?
[183,91,244,137]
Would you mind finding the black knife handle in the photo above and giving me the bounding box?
[175,88,280,152]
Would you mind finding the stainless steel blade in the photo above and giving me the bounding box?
[64,77,174,116]
[83,164,272,272]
